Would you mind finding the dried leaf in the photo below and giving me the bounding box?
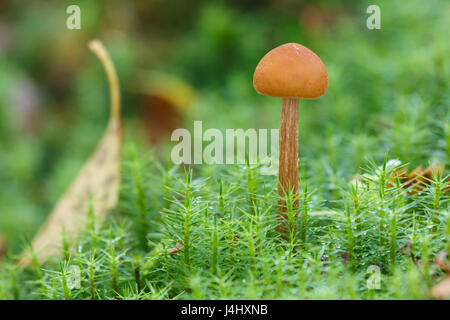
[227,235,240,245]
[431,250,450,273]
[431,277,450,299]
[19,40,122,265]
[400,241,417,264]
[167,240,183,254]
[390,164,447,195]
[341,252,348,265]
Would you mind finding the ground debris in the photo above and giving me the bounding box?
[18,40,122,266]
[167,240,183,254]
[389,164,448,195]
[430,251,449,299]
[431,277,450,299]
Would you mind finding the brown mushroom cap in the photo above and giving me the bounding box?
[253,43,328,99]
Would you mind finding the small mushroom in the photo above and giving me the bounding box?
[133,71,195,145]
[253,43,328,234]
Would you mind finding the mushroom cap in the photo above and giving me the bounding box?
[253,43,328,99]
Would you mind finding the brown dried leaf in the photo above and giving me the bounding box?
[19,40,122,265]
[227,235,240,245]
[399,241,417,264]
[433,250,450,273]
[341,252,348,265]
[431,277,450,299]
[389,164,447,195]
[167,240,183,254]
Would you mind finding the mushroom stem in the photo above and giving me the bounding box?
[278,97,299,233]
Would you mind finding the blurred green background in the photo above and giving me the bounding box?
[0,0,448,253]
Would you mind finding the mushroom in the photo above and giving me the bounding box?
[253,43,328,234]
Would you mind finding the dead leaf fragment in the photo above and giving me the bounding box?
[389,164,447,195]
[227,235,240,245]
[341,252,348,265]
[399,241,417,264]
[431,277,450,299]
[434,250,449,272]
[430,250,450,299]
[167,240,183,254]
[19,40,122,265]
